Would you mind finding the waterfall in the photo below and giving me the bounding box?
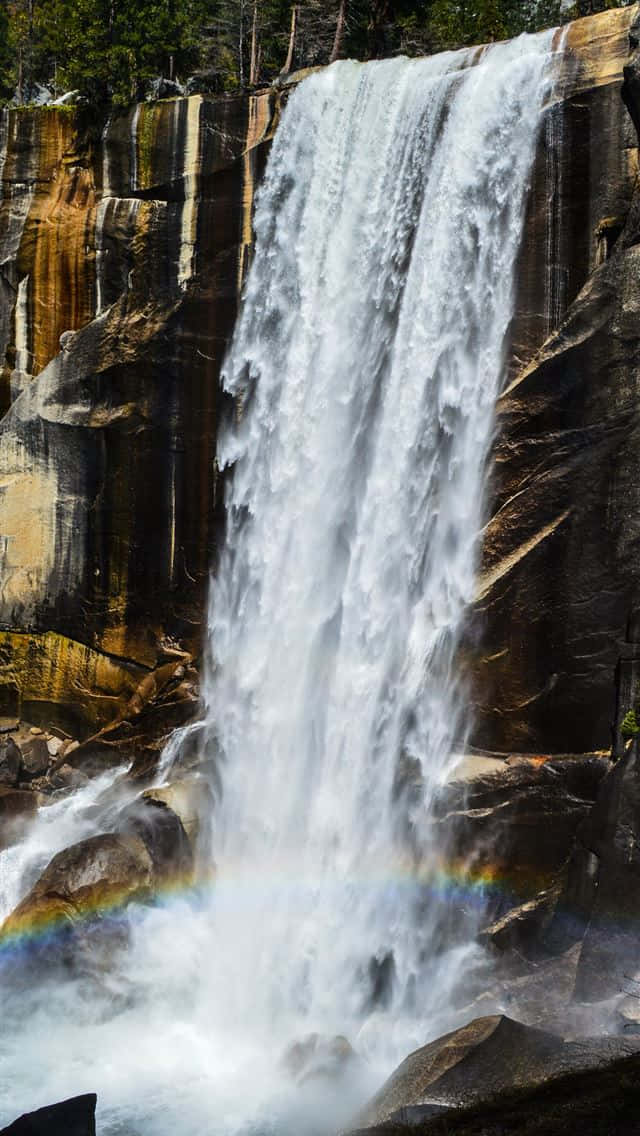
[130,103,141,192]
[204,34,555,1059]
[0,33,557,1136]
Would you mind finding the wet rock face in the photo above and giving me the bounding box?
[437,755,609,923]
[0,92,278,735]
[532,739,640,1002]
[472,5,640,754]
[476,737,640,1012]
[570,742,640,1000]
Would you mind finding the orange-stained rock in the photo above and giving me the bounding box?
[1,6,640,751]
[0,91,277,732]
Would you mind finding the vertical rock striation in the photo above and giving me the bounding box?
[0,92,277,732]
[473,4,640,755]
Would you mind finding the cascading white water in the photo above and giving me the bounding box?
[203,32,556,1056]
[0,33,558,1136]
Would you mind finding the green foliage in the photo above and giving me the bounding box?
[4,0,210,108]
[621,708,640,739]
[1,0,636,110]
[0,5,13,102]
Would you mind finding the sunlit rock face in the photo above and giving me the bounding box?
[473,4,640,755]
[0,92,277,732]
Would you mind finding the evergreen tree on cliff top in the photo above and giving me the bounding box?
[1,0,637,108]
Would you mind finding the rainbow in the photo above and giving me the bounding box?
[0,867,212,963]
[0,850,550,965]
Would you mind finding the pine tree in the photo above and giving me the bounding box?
[1,0,636,108]
[0,5,14,101]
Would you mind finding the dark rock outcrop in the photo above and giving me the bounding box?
[354,1051,640,1136]
[0,1094,96,1136]
[554,740,640,1002]
[476,738,640,1009]
[358,1014,640,1129]
[116,791,194,881]
[359,1016,559,1126]
[437,754,609,920]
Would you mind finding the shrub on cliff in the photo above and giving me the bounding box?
[621,708,640,739]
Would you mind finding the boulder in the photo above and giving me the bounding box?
[59,738,129,778]
[487,740,640,1004]
[0,738,22,787]
[116,796,193,883]
[358,1016,561,1126]
[46,764,89,793]
[483,945,582,1034]
[141,775,214,850]
[0,833,154,958]
[475,741,640,1005]
[0,1094,96,1136]
[358,1015,640,1128]
[617,994,640,1034]
[282,1033,361,1085]
[354,1050,640,1136]
[20,737,50,780]
[115,774,214,883]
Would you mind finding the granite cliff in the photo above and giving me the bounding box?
[2,9,640,758]
[0,89,278,738]
[475,5,640,756]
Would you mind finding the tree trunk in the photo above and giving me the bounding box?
[330,0,347,63]
[367,0,391,58]
[249,0,259,86]
[26,0,34,96]
[239,0,245,87]
[167,0,175,78]
[281,5,299,76]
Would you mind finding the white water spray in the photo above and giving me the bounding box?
[0,34,557,1136]
[204,34,556,1059]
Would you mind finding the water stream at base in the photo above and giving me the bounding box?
[0,35,558,1136]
